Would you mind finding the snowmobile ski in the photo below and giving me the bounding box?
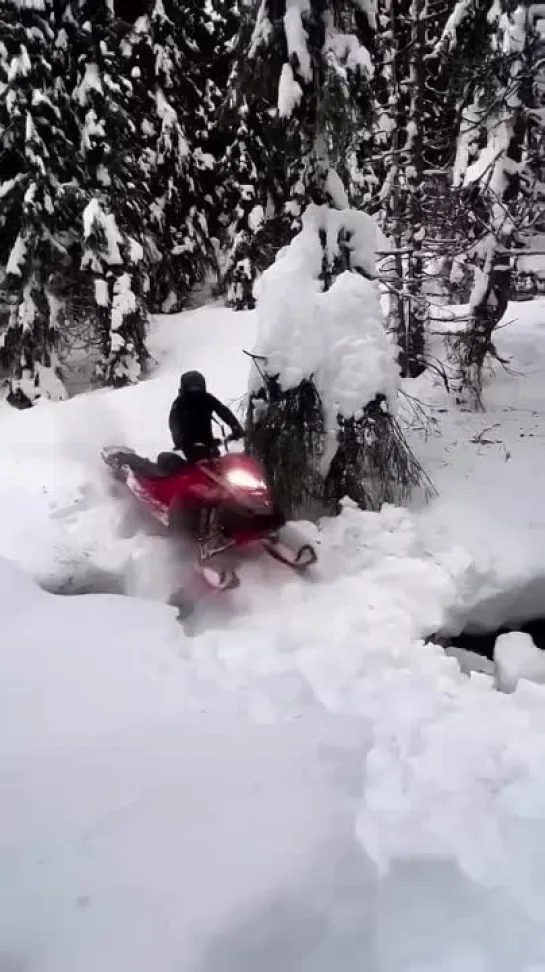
[261,535,317,570]
[198,560,240,592]
[169,559,240,623]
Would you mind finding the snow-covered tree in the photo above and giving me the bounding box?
[352,0,456,378]
[81,199,149,386]
[436,0,537,406]
[0,0,78,406]
[222,41,290,308]
[511,5,545,296]
[71,1,153,383]
[246,204,432,517]
[143,0,221,311]
[223,0,374,309]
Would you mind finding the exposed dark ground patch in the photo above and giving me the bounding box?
[434,617,545,661]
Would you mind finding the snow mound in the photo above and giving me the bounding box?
[495,631,545,693]
[0,554,373,972]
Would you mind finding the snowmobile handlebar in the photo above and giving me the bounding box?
[215,431,245,452]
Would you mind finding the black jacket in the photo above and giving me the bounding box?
[169,390,243,459]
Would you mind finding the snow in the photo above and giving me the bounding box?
[278,62,303,117]
[434,0,473,53]
[324,21,374,79]
[248,204,265,233]
[82,108,106,152]
[35,361,68,403]
[5,232,27,277]
[517,234,545,279]
[128,237,144,263]
[454,4,526,241]
[325,167,350,209]
[0,173,25,199]
[3,297,545,967]
[111,272,135,319]
[284,0,312,82]
[74,63,104,106]
[7,46,31,82]
[0,560,369,971]
[94,277,108,307]
[415,297,545,629]
[156,88,181,148]
[495,631,545,692]
[249,0,274,57]
[82,199,123,267]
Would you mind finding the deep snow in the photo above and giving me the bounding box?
[2,297,545,970]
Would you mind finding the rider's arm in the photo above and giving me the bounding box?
[208,395,244,437]
[169,400,185,449]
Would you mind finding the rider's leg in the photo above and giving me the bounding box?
[156,452,187,474]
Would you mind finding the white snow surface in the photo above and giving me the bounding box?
[82,198,123,267]
[495,631,545,692]
[6,232,27,277]
[284,0,312,82]
[278,61,303,117]
[324,18,373,78]
[3,297,545,969]
[324,167,350,208]
[73,62,103,106]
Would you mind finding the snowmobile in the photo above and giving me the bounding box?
[101,437,317,618]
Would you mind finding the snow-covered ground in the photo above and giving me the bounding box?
[2,297,545,970]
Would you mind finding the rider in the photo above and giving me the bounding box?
[163,371,245,555]
[169,370,244,461]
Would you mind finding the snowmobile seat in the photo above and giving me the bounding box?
[156,451,189,475]
[113,450,172,479]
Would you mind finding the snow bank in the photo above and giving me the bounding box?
[251,204,400,432]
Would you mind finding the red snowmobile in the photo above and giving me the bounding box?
[101,439,317,617]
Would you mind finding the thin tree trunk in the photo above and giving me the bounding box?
[404,0,427,377]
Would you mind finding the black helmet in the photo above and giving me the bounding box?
[180,370,206,394]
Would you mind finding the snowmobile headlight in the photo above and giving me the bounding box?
[226,468,266,490]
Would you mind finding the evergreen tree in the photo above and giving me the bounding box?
[144,0,218,312]
[0,0,240,399]
[109,0,232,314]
[223,0,374,309]
[438,0,536,406]
[72,0,152,383]
[353,0,454,378]
[222,32,290,309]
[0,0,78,406]
[245,204,433,518]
